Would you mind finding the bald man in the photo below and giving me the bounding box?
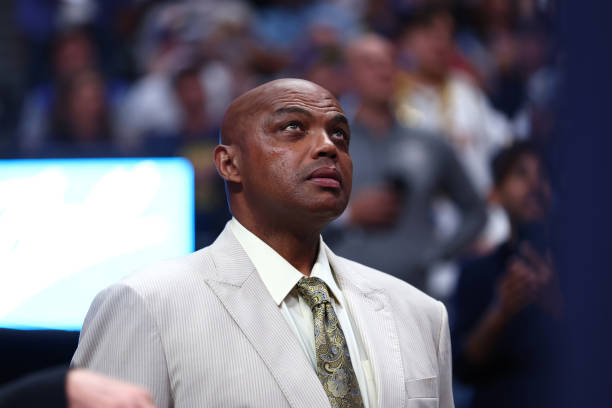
[72,79,454,408]
[327,34,485,291]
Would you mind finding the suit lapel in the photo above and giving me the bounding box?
[327,248,406,408]
[203,226,330,408]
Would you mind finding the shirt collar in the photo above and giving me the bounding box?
[229,217,344,307]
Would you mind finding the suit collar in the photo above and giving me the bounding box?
[205,223,255,286]
[324,242,383,298]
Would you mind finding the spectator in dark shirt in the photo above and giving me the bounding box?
[451,141,562,408]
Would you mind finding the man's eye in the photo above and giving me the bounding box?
[282,121,303,131]
[332,128,349,140]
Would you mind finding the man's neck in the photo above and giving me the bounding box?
[413,69,447,87]
[234,214,321,276]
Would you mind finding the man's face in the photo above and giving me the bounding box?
[496,153,551,224]
[175,74,205,113]
[351,40,395,104]
[238,81,353,225]
[404,14,453,78]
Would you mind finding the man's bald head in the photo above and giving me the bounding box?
[220,78,337,147]
[346,33,394,68]
[214,77,352,231]
[345,34,395,104]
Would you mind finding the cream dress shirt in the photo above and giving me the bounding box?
[229,218,377,407]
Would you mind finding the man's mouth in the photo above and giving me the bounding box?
[307,167,341,189]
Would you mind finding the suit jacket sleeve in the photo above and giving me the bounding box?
[71,284,172,408]
[437,301,454,408]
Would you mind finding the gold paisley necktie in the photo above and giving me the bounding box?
[296,277,364,408]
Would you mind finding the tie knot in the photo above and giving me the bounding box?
[296,277,331,309]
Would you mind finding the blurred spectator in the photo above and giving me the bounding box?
[115,72,180,152]
[133,65,230,248]
[16,0,147,86]
[15,0,63,88]
[46,69,117,156]
[451,142,561,408]
[18,26,126,156]
[325,33,486,291]
[512,60,559,150]
[454,0,525,117]
[21,68,121,158]
[117,1,248,151]
[363,0,401,38]
[164,67,231,248]
[249,0,363,87]
[251,0,360,54]
[139,67,216,151]
[298,27,348,98]
[394,4,513,194]
[114,2,246,246]
[173,68,214,142]
[455,0,554,120]
[303,46,347,99]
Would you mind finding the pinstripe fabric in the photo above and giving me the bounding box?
[328,249,454,408]
[72,224,454,408]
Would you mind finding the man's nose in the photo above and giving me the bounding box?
[312,129,338,159]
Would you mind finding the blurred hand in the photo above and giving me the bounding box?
[495,257,539,320]
[349,187,401,229]
[520,243,563,316]
[66,369,155,408]
[449,130,472,149]
[519,242,553,287]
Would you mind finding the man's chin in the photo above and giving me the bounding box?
[305,200,348,221]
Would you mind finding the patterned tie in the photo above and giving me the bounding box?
[296,277,364,408]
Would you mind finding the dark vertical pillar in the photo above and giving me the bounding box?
[556,1,612,406]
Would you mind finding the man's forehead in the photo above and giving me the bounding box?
[220,79,344,145]
[259,81,344,114]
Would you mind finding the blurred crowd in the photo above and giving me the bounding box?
[0,0,560,406]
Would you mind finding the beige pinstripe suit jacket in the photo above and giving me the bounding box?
[72,225,454,408]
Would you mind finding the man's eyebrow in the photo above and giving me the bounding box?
[330,114,349,126]
[273,106,314,117]
[272,108,349,127]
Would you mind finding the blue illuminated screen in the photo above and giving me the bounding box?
[0,158,194,330]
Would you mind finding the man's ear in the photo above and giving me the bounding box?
[214,144,241,183]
